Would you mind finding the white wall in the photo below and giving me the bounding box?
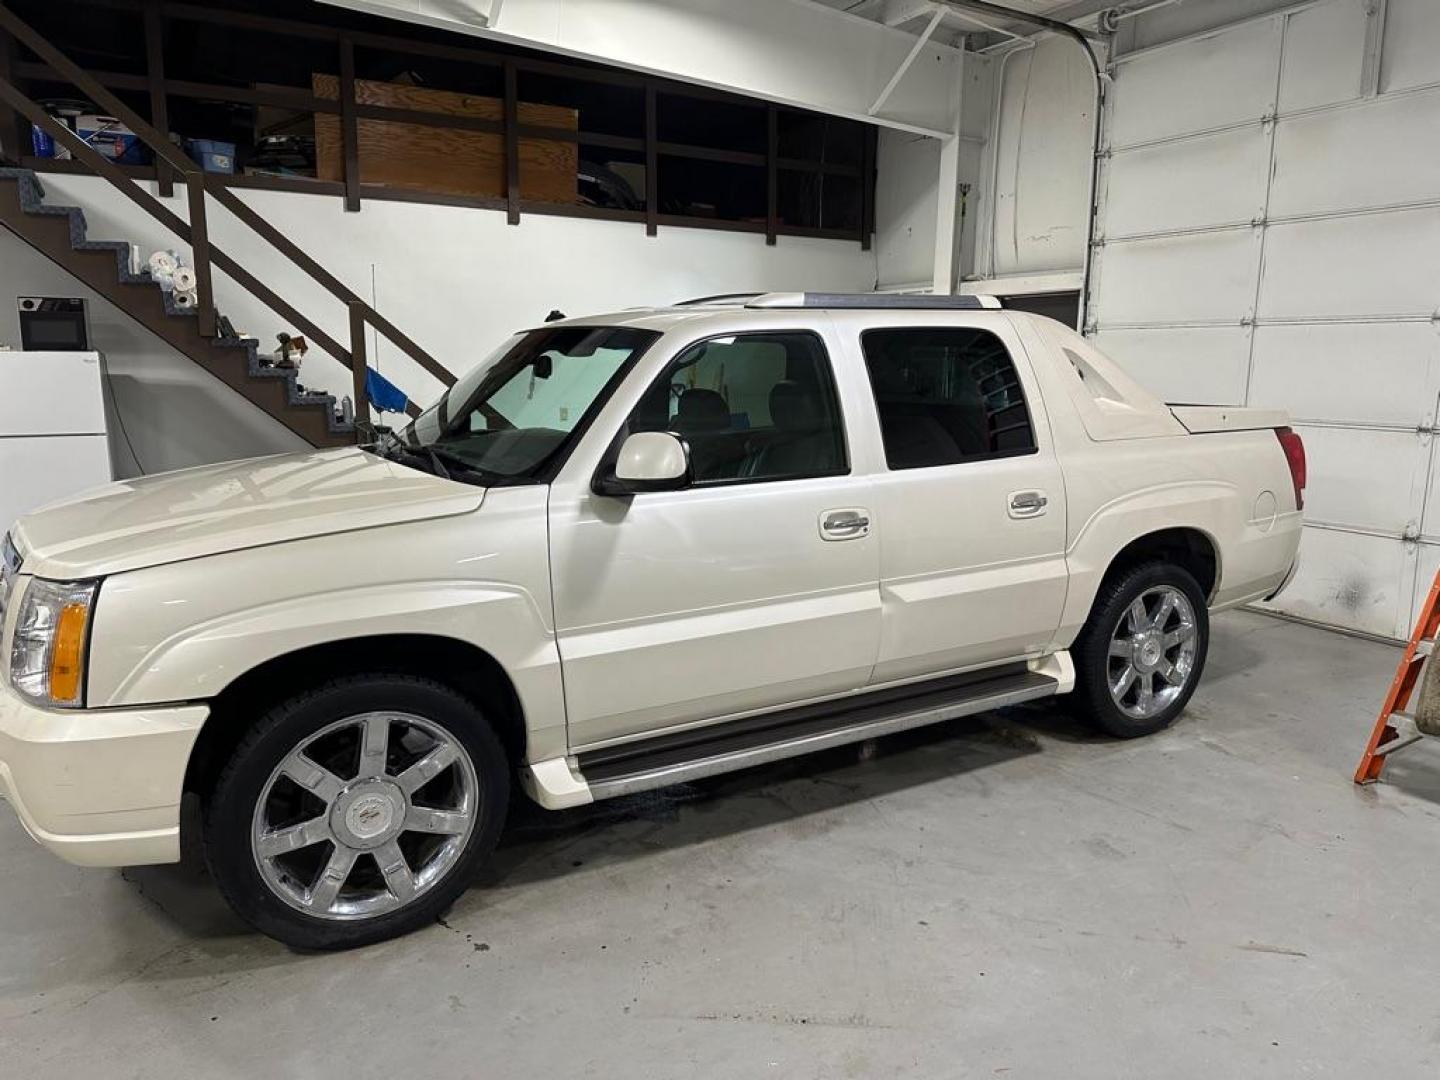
[874,50,994,292]
[2,176,877,475]
[875,129,941,290]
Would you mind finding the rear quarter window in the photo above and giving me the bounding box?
[860,327,1038,471]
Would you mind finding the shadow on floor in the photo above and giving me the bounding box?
[1359,753,1440,808]
[483,703,1084,889]
[120,703,1088,949]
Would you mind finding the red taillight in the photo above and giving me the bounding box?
[1276,427,1306,511]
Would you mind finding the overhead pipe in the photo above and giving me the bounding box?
[1099,0,1187,32]
[938,0,1106,333]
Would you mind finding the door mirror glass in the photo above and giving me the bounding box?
[597,431,692,495]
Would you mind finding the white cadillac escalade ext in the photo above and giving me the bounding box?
[0,294,1304,948]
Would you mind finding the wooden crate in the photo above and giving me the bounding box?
[313,75,578,203]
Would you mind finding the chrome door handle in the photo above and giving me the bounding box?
[1009,491,1049,518]
[821,509,871,540]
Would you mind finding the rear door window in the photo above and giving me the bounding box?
[860,327,1038,470]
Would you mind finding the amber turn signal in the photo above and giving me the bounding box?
[49,601,89,705]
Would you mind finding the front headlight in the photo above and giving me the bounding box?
[10,578,100,708]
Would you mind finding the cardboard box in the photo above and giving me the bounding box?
[76,115,146,165]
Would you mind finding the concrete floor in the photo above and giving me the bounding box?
[2,609,1439,1078]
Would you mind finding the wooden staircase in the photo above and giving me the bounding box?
[0,167,353,448]
[0,2,455,453]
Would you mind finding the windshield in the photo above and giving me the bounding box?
[385,326,659,484]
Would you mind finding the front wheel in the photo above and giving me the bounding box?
[1071,561,1209,738]
[203,675,509,950]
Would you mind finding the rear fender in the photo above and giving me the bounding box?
[1059,481,1233,636]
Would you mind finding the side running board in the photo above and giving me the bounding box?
[522,658,1069,808]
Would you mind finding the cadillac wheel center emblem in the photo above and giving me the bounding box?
[347,794,395,840]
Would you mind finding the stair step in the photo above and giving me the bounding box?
[213,336,345,422]
[161,291,198,317]
[0,165,46,209]
[27,202,88,245]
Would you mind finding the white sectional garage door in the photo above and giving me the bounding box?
[1089,0,1440,638]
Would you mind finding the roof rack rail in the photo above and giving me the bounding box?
[744,292,1001,310]
[674,293,764,306]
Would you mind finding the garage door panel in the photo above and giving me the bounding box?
[1093,9,1433,638]
[1410,541,1440,636]
[1092,326,1250,405]
[1108,18,1281,147]
[1271,91,1440,218]
[1103,127,1269,237]
[1278,0,1369,112]
[1092,230,1260,326]
[1294,424,1428,536]
[1259,526,1409,639]
[1257,209,1440,321]
[1380,0,1440,94]
[1415,436,1440,541]
[1247,323,1440,428]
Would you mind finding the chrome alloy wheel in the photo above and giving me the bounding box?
[1106,585,1199,720]
[251,712,478,921]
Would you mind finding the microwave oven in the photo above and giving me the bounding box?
[18,296,91,351]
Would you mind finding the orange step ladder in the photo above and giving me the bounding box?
[1354,570,1440,783]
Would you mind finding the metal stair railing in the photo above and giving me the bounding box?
[0,2,456,432]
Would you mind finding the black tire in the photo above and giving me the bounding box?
[203,674,509,950]
[1071,560,1210,739]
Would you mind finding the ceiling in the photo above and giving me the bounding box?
[808,0,1115,50]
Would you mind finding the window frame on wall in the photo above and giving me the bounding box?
[624,329,851,489]
[859,326,1040,472]
[0,0,878,247]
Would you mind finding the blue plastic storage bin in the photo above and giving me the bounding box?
[185,139,236,174]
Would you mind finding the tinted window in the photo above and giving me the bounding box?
[630,332,847,484]
[861,328,1037,470]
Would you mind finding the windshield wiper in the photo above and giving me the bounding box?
[418,445,496,486]
[418,444,450,480]
[368,433,491,486]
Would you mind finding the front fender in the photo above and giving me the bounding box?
[85,488,566,758]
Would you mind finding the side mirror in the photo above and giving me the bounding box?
[594,431,692,496]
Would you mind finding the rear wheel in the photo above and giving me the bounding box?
[1072,561,1209,738]
[204,675,508,950]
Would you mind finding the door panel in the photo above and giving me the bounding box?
[550,477,880,747]
[549,327,882,751]
[869,454,1068,684]
[856,322,1068,684]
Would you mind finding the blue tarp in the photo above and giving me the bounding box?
[365,367,410,414]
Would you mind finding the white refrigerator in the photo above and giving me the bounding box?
[0,350,113,535]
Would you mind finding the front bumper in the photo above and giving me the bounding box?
[0,681,207,867]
